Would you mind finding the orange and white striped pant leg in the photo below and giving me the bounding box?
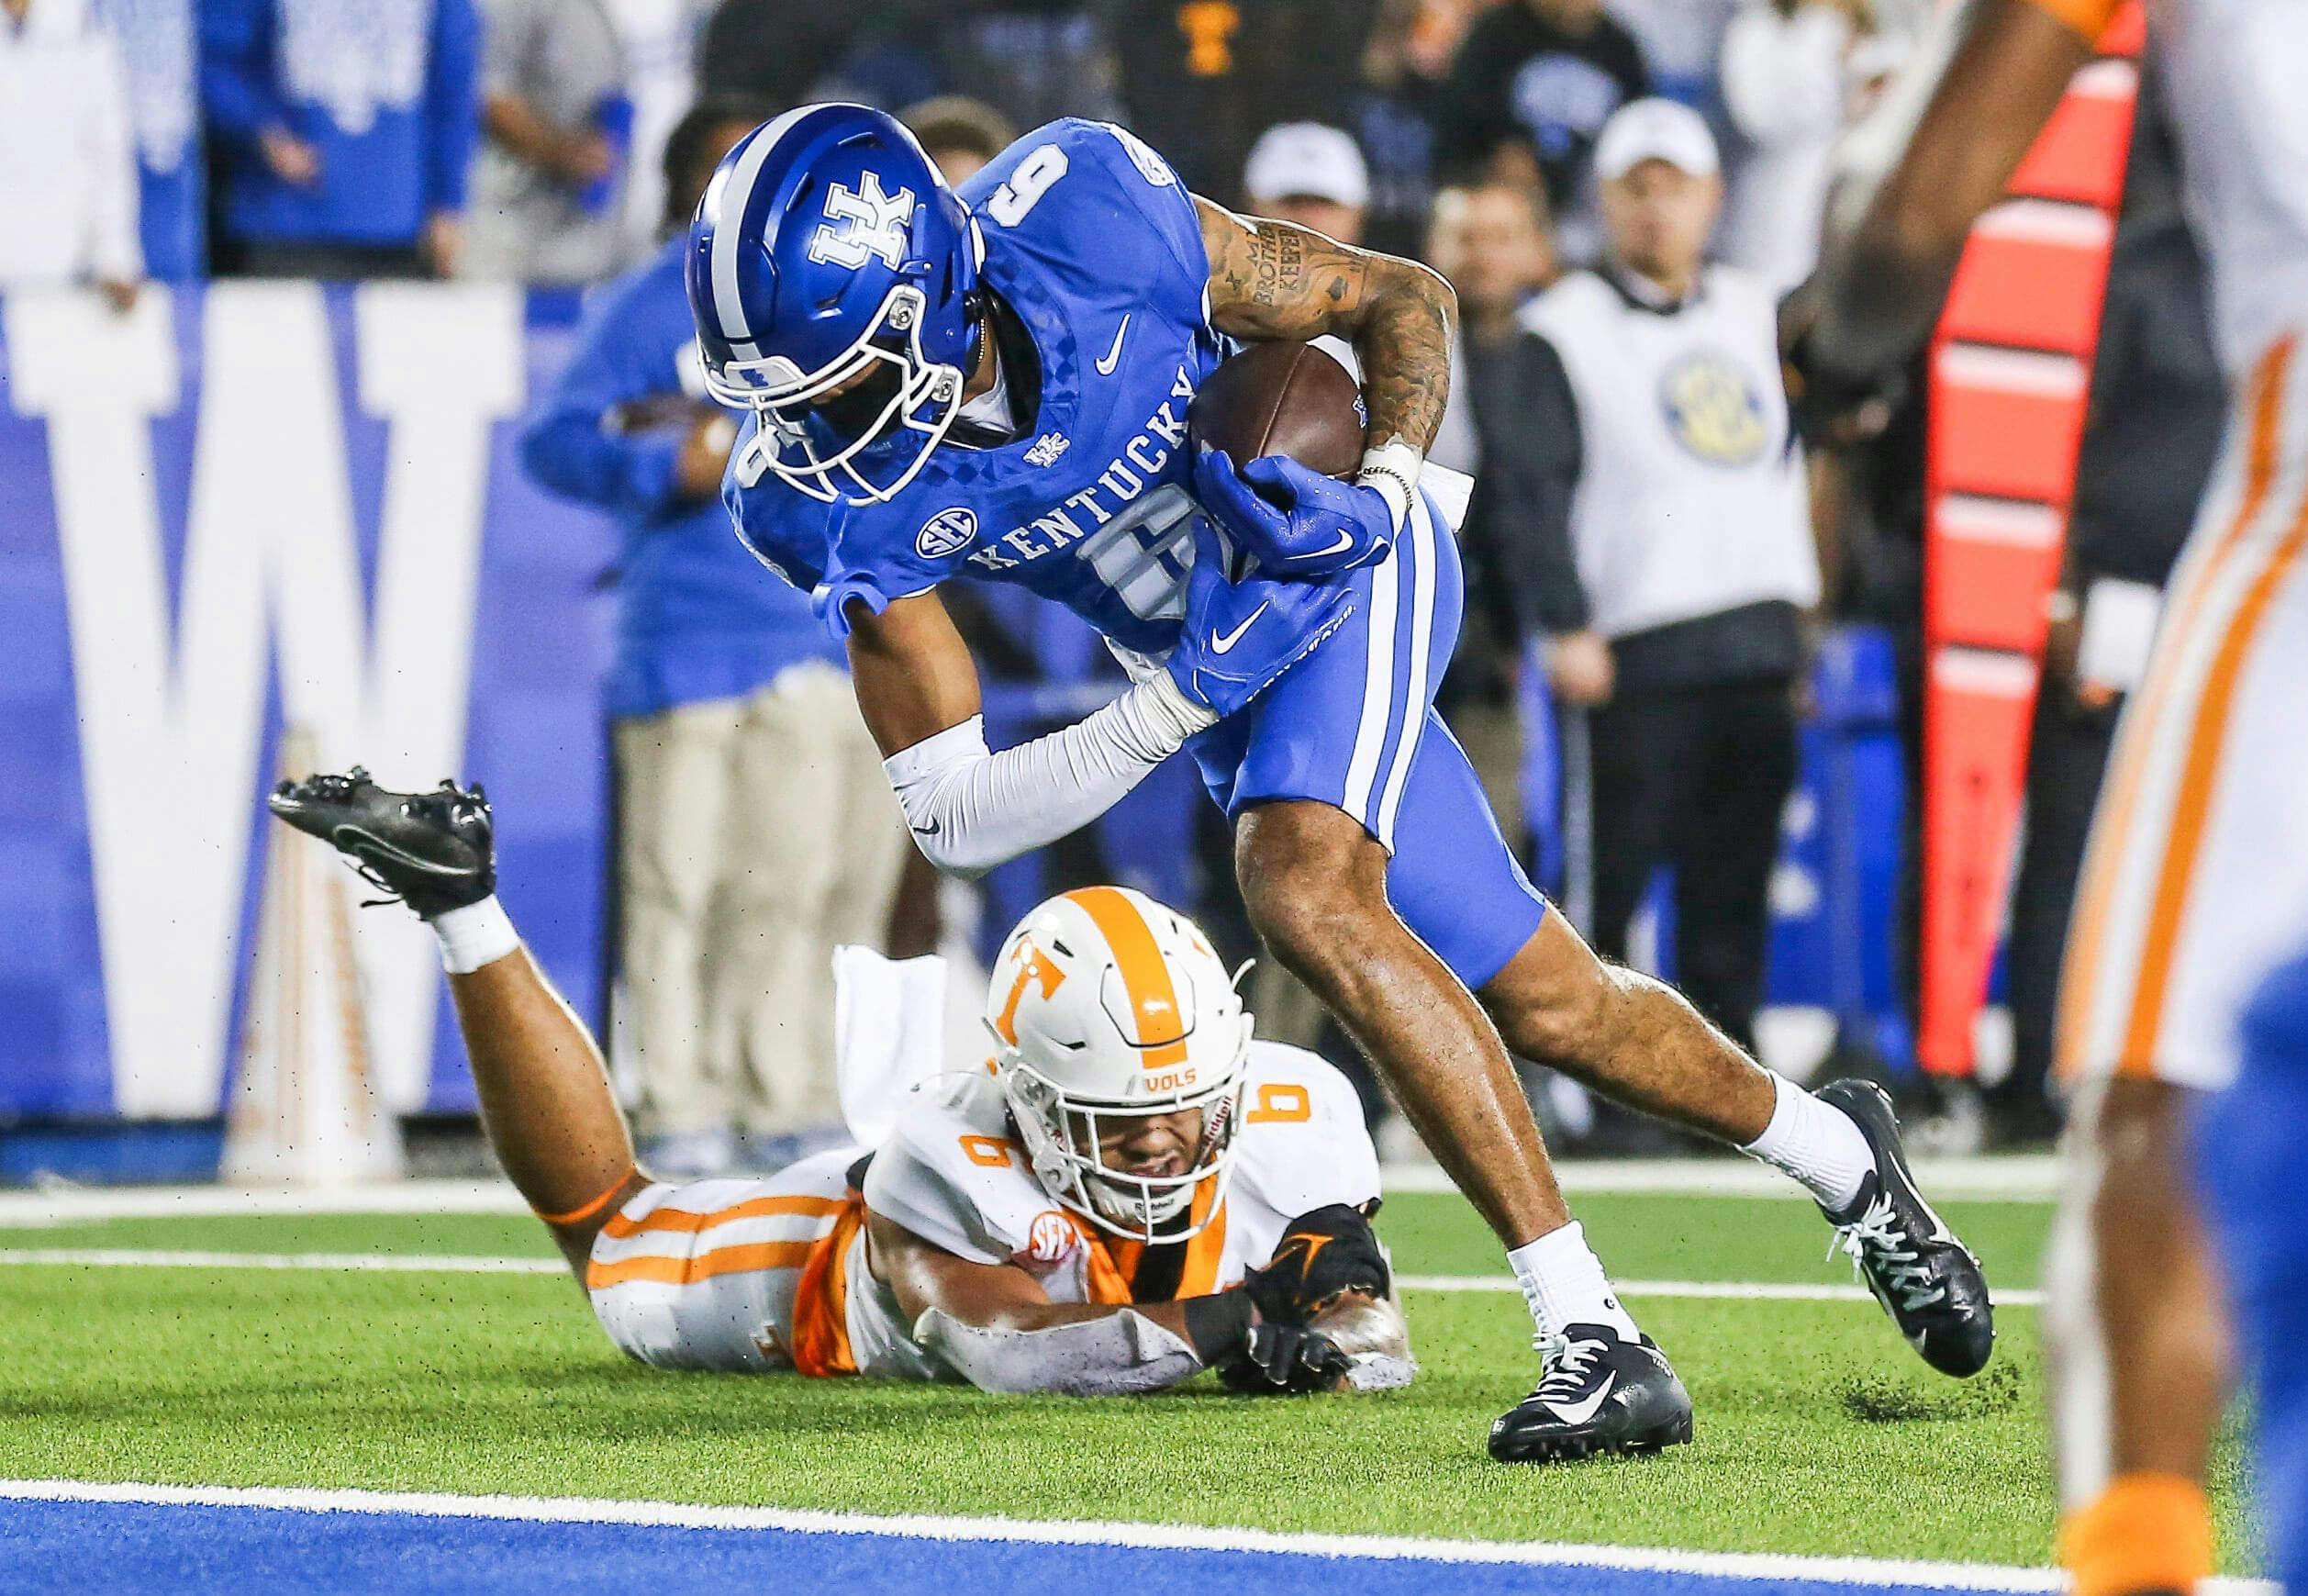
[585,1150,860,1372]
[2057,332,2308,1093]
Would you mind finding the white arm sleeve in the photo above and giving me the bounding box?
[885,675,1216,880]
[912,1306,1202,1396]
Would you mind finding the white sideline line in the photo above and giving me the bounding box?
[0,1157,2060,1225]
[0,1248,565,1276]
[0,1477,2223,1593]
[0,1179,529,1225]
[0,1248,2047,1306]
[1386,1157,2059,1200]
[1400,1276,2048,1309]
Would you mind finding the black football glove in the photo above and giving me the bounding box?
[1778,281,1902,453]
[1242,1202,1391,1324]
[1216,1321,1356,1395]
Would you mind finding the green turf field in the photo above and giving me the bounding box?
[0,1188,2256,1571]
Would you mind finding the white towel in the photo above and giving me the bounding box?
[831,946,952,1149]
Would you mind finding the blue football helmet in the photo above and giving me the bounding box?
[687,103,985,505]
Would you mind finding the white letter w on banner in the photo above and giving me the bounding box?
[5,284,523,1117]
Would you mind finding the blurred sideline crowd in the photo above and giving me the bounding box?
[4,0,1932,296]
[0,0,2224,1174]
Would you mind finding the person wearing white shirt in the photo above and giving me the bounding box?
[1520,99,1821,1055]
[0,0,142,307]
[1717,0,1856,294]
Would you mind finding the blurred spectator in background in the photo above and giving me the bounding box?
[201,0,478,278]
[1521,100,1817,1055]
[1997,65,2223,1149]
[0,0,142,307]
[109,0,206,280]
[1437,0,1648,263]
[1242,121,1368,242]
[900,94,1017,186]
[693,0,853,110]
[1104,0,1377,203]
[517,98,909,1177]
[1429,178,1564,842]
[927,1,1120,133]
[1718,0,1873,295]
[1429,173,1579,1143]
[601,0,710,261]
[463,0,630,285]
[1609,0,1739,108]
[1347,0,1476,260]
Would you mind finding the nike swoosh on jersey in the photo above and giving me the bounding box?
[1094,316,1131,376]
[1290,529,1357,562]
[1546,1372,1617,1426]
[1210,601,1270,654]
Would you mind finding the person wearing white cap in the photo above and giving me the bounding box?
[1517,95,1823,1064]
[1242,122,1370,246]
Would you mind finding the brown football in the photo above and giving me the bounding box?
[1187,340,1365,480]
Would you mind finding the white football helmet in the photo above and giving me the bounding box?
[987,887,1253,1244]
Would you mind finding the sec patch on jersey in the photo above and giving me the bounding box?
[916,508,980,559]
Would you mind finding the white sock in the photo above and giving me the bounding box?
[1743,1072,1874,1211]
[1507,1222,1640,1342]
[430,895,520,975]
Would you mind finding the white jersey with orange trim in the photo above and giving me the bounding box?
[2031,0,2308,1094]
[2147,0,2308,382]
[2022,0,2308,382]
[585,1041,1381,1379]
[2022,0,2308,1088]
[2056,336,2308,1090]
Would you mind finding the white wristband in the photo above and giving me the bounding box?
[431,895,520,975]
[1132,668,1220,741]
[1355,440,1423,532]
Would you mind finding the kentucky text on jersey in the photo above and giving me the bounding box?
[960,364,1196,582]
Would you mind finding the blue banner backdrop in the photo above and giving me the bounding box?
[1,282,616,1120]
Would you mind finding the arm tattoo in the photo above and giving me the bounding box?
[1197,197,1455,455]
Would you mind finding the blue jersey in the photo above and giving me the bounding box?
[723,117,1551,991]
[726,118,1223,656]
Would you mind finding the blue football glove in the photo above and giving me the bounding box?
[1192,447,1397,579]
[1167,523,1356,720]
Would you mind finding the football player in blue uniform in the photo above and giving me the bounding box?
[2202,949,2308,1593]
[687,104,1993,1459]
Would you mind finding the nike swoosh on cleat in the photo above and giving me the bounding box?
[1544,1373,1617,1427]
[1210,601,1269,654]
[1290,529,1357,562]
[332,826,461,874]
[1094,316,1131,376]
[913,820,943,836]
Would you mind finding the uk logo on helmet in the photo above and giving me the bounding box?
[917,508,979,558]
[807,173,915,271]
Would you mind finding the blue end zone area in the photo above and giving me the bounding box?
[0,1498,2027,1596]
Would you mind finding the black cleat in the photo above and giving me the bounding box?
[267,767,495,919]
[1488,1324,1694,1463]
[1816,1078,1995,1378]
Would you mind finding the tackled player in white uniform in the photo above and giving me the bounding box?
[268,768,1411,1398]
